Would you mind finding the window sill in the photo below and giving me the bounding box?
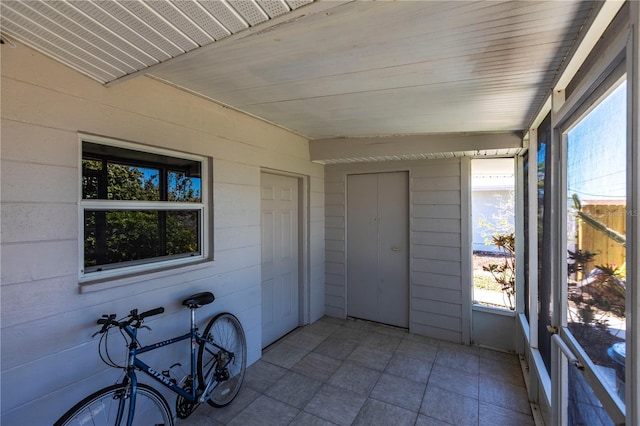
[79,258,212,293]
[472,303,517,316]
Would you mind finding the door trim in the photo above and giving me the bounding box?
[461,157,472,345]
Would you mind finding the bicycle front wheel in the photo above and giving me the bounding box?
[198,313,247,407]
[54,383,173,426]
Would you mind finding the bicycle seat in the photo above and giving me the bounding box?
[182,292,215,308]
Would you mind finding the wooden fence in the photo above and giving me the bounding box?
[578,203,626,274]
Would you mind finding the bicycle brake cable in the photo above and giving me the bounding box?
[97,318,127,369]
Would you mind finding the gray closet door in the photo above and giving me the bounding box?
[347,172,409,328]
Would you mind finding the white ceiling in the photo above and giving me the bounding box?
[1,1,598,140]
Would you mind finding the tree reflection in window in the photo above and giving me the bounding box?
[81,142,202,273]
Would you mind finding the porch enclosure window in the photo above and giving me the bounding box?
[472,158,516,310]
[81,140,204,278]
[523,152,530,321]
[565,80,627,417]
[537,114,553,372]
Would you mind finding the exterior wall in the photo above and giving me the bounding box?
[324,159,471,344]
[0,44,324,424]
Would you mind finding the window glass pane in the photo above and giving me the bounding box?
[166,210,200,255]
[81,141,205,277]
[82,159,102,199]
[523,153,530,320]
[84,209,200,271]
[168,170,201,202]
[567,359,616,425]
[566,81,626,402]
[82,160,160,201]
[107,163,160,201]
[538,114,553,372]
[472,158,516,310]
[82,141,202,202]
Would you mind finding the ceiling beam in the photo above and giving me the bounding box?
[310,132,523,163]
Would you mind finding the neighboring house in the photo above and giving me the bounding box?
[471,158,515,253]
[472,188,514,252]
[1,2,639,426]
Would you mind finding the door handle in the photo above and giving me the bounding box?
[391,247,400,251]
[552,334,584,370]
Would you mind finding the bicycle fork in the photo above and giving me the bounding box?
[109,374,137,426]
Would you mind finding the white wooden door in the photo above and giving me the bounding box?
[347,172,409,328]
[261,173,299,347]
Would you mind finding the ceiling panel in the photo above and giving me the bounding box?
[227,0,269,26]
[42,0,159,68]
[0,0,597,141]
[256,0,291,18]
[0,0,313,83]
[150,1,596,138]
[171,1,231,40]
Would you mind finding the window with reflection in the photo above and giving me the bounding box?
[81,141,204,277]
[538,113,553,372]
[472,158,516,310]
[565,80,626,403]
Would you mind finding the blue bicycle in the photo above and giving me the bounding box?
[54,292,246,426]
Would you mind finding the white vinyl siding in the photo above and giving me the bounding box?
[0,44,324,425]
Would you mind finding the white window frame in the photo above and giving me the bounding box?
[553,75,627,425]
[78,134,209,283]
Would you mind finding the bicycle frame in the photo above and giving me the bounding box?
[116,309,228,425]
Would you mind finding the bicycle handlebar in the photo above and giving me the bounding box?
[140,307,164,319]
[94,307,164,335]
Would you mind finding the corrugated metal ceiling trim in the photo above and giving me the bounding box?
[0,0,317,85]
[105,1,345,87]
[314,148,524,164]
[0,17,116,83]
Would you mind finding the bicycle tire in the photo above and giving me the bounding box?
[197,312,247,407]
[54,382,173,426]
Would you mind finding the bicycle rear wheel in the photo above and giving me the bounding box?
[54,383,173,426]
[197,313,247,407]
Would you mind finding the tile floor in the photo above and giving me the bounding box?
[183,316,535,426]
